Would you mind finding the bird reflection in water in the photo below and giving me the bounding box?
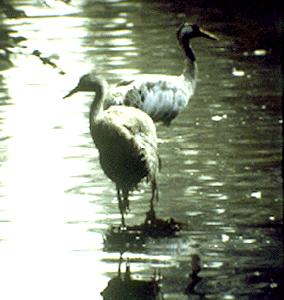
[101,256,163,300]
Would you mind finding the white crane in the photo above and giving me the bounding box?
[64,23,218,125]
[66,76,160,227]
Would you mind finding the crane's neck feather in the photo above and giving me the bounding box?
[182,41,197,85]
[183,41,195,62]
[89,84,106,128]
[183,56,197,82]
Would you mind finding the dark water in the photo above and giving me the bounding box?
[0,1,282,299]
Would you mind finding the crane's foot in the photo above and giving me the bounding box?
[103,210,184,251]
[143,209,183,237]
[144,208,157,225]
[119,219,128,231]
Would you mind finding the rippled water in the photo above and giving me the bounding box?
[0,1,282,300]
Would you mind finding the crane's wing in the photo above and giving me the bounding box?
[123,75,194,124]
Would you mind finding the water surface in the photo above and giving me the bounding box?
[0,1,282,299]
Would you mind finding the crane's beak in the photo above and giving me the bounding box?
[199,28,219,40]
[63,86,80,99]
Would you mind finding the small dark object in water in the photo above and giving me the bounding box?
[101,259,161,300]
[32,50,65,75]
[184,254,202,295]
[184,272,202,294]
[137,209,183,237]
[104,210,182,250]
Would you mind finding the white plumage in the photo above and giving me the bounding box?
[66,77,160,227]
[64,23,218,125]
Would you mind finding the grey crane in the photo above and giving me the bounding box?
[65,77,160,227]
[64,23,218,125]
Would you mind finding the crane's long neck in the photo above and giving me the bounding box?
[89,85,105,130]
[182,40,198,86]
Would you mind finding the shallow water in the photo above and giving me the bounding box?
[0,1,282,300]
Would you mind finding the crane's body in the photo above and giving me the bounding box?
[106,73,196,125]
[91,105,160,202]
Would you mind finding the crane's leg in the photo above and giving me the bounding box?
[122,189,129,211]
[116,186,125,228]
[118,253,123,279]
[151,179,159,208]
[147,180,158,223]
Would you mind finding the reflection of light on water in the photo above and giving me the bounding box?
[221,234,230,242]
[107,68,140,75]
[182,149,199,156]
[108,17,127,25]
[186,211,203,216]
[184,159,197,165]
[242,239,256,244]
[105,56,128,68]
[223,295,236,300]
[104,253,174,271]
[106,60,126,66]
[214,208,226,214]
[108,46,137,52]
[208,193,228,200]
[0,10,110,298]
[108,38,134,47]
[208,181,224,187]
[205,159,218,165]
[250,191,262,199]
[14,1,79,17]
[204,261,224,268]
[105,29,132,37]
[0,248,109,300]
[204,221,224,226]
[184,185,202,196]
[5,15,91,76]
[220,226,236,233]
[211,114,227,121]
[198,175,214,181]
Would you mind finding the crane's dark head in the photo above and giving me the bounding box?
[63,73,107,99]
[177,23,218,44]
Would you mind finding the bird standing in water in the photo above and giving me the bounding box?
[65,77,160,228]
[64,23,218,125]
